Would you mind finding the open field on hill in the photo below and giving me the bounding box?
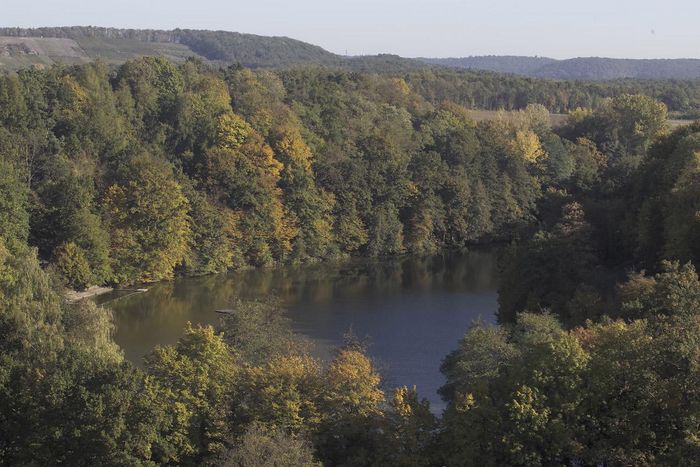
[75,37,199,64]
[471,109,694,129]
[0,36,90,69]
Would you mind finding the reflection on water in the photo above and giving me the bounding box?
[108,249,499,411]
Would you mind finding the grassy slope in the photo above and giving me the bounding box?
[75,37,199,64]
[0,37,90,69]
[0,27,341,69]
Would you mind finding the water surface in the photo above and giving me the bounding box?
[108,249,499,411]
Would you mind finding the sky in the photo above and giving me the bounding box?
[3,0,700,59]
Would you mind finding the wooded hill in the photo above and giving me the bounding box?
[2,26,700,81]
[0,26,388,69]
[420,56,700,80]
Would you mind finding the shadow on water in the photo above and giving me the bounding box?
[107,248,500,412]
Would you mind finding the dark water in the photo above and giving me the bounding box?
[107,249,499,411]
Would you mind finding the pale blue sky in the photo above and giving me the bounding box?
[3,0,700,58]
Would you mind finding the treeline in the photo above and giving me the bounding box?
[1,57,610,289]
[2,27,700,114]
[401,68,700,114]
[2,57,692,293]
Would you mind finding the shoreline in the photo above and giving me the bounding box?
[64,285,114,303]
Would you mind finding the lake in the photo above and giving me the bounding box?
[106,249,499,412]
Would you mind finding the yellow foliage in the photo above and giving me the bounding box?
[322,349,385,418]
[274,124,313,172]
[568,107,593,125]
[240,355,322,432]
[196,75,232,114]
[438,101,476,127]
[391,77,411,97]
[269,197,299,257]
[392,386,417,417]
[243,134,284,180]
[216,113,251,150]
[241,134,296,256]
[511,130,546,163]
[507,385,550,428]
[454,392,477,413]
[60,75,88,112]
[104,158,191,284]
[145,323,238,462]
[312,217,334,248]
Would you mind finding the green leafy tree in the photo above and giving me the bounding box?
[105,155,191,284]
[204,113,295,265]
[0,157,29,248]
[234,354,323,434]
[183,187,241,275]
[381,386,437,466]
[219,299,309,364]
[32,154,111,283]
[0,241,162,466]
[315,348,386,465]
[272,123,336,262]
[618,260,700,320]
[54,241,92,290]
[145,323,238,465]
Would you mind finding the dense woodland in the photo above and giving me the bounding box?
[0,58,694,288]
[2,57,700,465]
[0,57,600,288]
[2,27,700,117]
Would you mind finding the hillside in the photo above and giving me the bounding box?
[421,56,700,80]
[0,36,91,68]
[0,26,343,69]
[419,56,558,75]
[2,27,700,82]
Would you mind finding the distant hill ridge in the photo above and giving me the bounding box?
[1,27,700,80]
[420,56,700,80]
[0,26,341,68]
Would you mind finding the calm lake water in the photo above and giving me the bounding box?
[106,249,499,411]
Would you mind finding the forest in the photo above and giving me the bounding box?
[2,56,700,465]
